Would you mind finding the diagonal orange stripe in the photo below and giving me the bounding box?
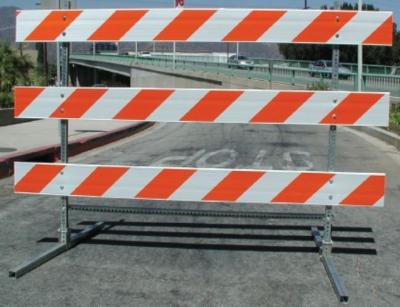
[250,92,313,123]
[114,90,174,120]
[14,87,45,117]
[155,10,216,41]
[15,164,64,193]
[340,176,385,206]
[363,16,393,45]
[272,173,334,204]
[136,169,196,199]
[203,171,265,202]
[71,166,129,197]
[50,88,107,118]
[293,11,356,43]
[181,90,243,122]
[223,10,286,42]
[88,10,148,41]
[26,10,82,41]
[320,93,384,125]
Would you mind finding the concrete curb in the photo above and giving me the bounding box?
[0,122,153,179]
[353,126,400,151]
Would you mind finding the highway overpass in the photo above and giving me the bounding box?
[70,53,400,99]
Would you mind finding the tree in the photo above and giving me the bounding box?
[279,2,399,65]
[0,43,33,108]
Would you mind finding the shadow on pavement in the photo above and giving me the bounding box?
[37,220,378,256]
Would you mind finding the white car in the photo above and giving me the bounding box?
[138,51,152,57]
[391,67,400,76]
[227,55,255,70]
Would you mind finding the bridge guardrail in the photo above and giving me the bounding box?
[71,53,400,98]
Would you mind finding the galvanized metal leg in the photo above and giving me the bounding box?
[9,222,105,278]
[313,38,349,303]
[9,42,105,279]
[311,227,349,303]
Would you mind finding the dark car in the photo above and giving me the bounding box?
[309,60,352,79]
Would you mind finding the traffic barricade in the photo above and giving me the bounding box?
[11,7,393,304]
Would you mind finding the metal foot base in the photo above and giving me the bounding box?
[311,227,349,304]
[9,222,105,279]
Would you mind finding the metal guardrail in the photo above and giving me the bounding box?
[70,54,400,98]
[124,52,396,75]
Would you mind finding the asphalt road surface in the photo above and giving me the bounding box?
[1,122,400,306]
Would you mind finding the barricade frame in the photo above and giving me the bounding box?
[10,5,393,304]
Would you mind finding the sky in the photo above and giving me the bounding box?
[1,0,399,23]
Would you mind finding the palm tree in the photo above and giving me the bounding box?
[0,43,33,108]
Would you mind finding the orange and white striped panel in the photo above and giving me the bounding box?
[16,9,393,45]
[14,87,390,127]
[14,162,385,207]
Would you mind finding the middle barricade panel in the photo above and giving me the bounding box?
[14,87,390,127]
[14,162,385,207]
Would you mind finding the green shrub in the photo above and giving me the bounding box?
[390,104,400,126]
[307,81,329,91]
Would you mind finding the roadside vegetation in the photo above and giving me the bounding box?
[0,43,33,108]
[0,43,56,109]
[390,104,400,131]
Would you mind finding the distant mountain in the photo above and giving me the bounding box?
[0,6,19,43]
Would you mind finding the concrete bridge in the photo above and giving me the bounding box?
[70,54,400,100]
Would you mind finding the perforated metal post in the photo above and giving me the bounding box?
[316,2,349,302]
[59,42,71,246]
[358,0,363,92]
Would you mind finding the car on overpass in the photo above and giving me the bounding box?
[391,66,400,76]
[309,60,352,79]
[227,55,255,70]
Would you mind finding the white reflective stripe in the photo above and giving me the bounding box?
[16,10,50,42]
[355,94,390,126]
[121,9,179,41]
[215,91,277,123]
[285,92,347,124]
[169,169,229,201]
[57,9,114,42]
[82,89,139,120]
[238,172,298,203]
[188,9,250,42]
[41,164,94,196]
[14,162,35,184]
[147,89,207,121]
[307,173,368,206]
[374,196,384,207]
[258,10,320,43]
[19,87,76,118]
[328,11,390,44]
[103,167,161,199]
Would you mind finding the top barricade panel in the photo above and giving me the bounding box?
[16,8,393,45]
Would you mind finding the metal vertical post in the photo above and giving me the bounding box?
[358,0,363,91]
[173,42,176,70]
[58,42,71,246]
[314,2,349,302]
